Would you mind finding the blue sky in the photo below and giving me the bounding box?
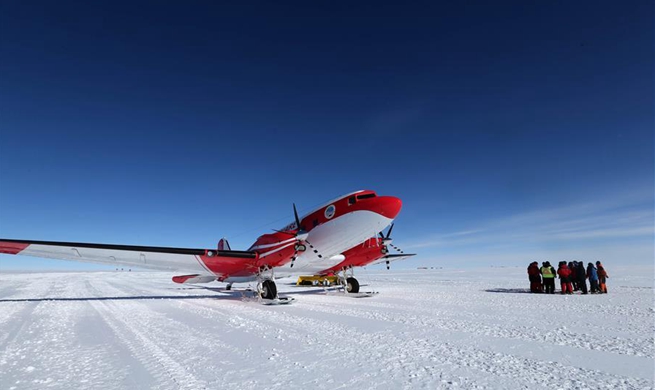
[0,1,652,271]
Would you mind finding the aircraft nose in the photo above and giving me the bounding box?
[374,196,402,219]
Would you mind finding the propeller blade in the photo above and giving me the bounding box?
[378,232,385,239]
[390,243,405,254]
[386,223,394,239]
[293,203,301,230]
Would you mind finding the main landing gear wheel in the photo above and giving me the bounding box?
[346,277,359,293]
[260,279,277,300]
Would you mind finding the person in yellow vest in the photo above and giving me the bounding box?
[540,261,556,294]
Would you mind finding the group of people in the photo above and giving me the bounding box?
[527,260,609,294]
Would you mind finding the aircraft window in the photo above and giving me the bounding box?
[357,193,376,200]
[313,219,319,227]
[348,196,356,205]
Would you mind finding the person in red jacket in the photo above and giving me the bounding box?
[527,261,542,293]
[557,261,573,295]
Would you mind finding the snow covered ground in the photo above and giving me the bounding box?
[0,266,652,389]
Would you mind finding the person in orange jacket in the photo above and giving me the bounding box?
[557,261,573,295]
[596,261,609,293]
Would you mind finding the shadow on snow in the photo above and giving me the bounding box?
[0,293,245,303]
[0,284,348,303]
[484,288,532,294]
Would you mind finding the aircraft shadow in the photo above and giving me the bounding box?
[0,292,248,303]
[0,284,363,303]
[484,288,532,294]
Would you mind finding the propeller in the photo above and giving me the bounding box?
[273,203,308,238]
[378,223,406,270]
[381,224,405,254]
[288,203,320,268]
[378,223,395,244]
[260,203,327,269]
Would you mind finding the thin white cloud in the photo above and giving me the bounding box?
[413,242,654,268]
[440,229,485,238]
[405,191,654,257]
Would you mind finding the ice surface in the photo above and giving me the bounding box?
[0,266,652,389]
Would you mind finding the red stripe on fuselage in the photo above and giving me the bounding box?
[0,241,29,255]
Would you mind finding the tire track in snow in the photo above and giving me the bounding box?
[97,278,328,388]
[1,277,128,389]
[87,277,274,389]
[0,276,65,350]
[91,301,203,390]
[86,280,210,390]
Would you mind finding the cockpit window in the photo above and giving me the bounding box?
[356,193,376,200]
[348,196,356,205]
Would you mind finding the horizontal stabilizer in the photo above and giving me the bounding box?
[172,274,217,284]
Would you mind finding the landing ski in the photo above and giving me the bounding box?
[325,290,378,298]
[259,296,295,305]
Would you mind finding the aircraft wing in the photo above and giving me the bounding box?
[369,253,416,266]
[0,238,256,277]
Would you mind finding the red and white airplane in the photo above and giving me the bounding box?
[0,190,414,301]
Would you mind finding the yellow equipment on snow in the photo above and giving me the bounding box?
[296,275,339,286]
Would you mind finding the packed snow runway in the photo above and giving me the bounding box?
[0,267,652,389]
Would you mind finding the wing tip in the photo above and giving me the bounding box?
[0,240,29,255]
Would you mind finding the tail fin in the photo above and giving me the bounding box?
[218,238,231,251]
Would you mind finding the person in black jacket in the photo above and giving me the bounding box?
[576,261,588,294]
[568,261,576,290]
